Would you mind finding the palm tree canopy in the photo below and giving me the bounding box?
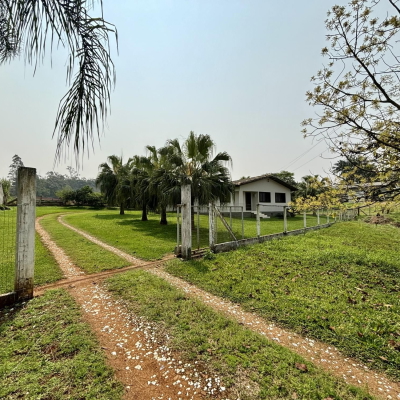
[96,156,132,208]
[163,131,233,205]
[0,0,117,161]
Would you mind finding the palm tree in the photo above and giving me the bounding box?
[160,131,233,219]
[295,175,330,201]
[145,145,178,225]
[96,156,132,215]
[0,1,116,160]
[130,155,154,222]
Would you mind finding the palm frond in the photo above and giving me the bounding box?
[1,0,117,161]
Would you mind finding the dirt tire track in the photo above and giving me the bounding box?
[35,216,224,400]
[52,214,400,400]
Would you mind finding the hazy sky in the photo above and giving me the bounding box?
[0,0,340,181]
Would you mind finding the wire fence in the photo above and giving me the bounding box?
[180,205,340,249]
[0,207,16,294]
[178,202,388,255]
[215,205,337,244]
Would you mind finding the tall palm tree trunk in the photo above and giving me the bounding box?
[141,202,148,221]
[160,205,168,225]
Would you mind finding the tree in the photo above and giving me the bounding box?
[140,145,174,225]
[56,185,75,204]
[7,154,24,196]
[0,1,116,159]
[271,171,297,188]
[36,169,96,197]
[160,131,233,218]
[332,156,377,182]
[295,175,330,199]
[130,154,154,222]
[290,176,344,213]
[96,156,132,215]
[302,0,400,200]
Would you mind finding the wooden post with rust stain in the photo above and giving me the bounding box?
[181,184,192,260]
[15,167,36,300]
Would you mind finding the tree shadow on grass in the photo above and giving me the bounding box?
[0,301,26,333]
[91,212,211,243]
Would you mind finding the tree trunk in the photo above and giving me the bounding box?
[119,202,125,215]
[141,202,148,221]
[160,206,168,225]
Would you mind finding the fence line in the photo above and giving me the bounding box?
[0,208,16,295]
[176,202,363,259]
[0,167,36,307]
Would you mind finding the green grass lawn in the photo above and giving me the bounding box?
[194,211,324,245]
[35,206,90,217]
[63,210,178,260]
[0,289,123,399]
[0,208,64,292]
[62,209,330,260]
[166,220,400,381]
[39,213,129,274]
[106,270,372,399]
[34,232,64,285]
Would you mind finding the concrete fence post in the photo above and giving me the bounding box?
[196,206,200,250]
[209,202,215,250]
[317,209,320,225]
[303,210,307,228]
[256,203,260,237]
[15,167,36,300]
[283,206,288,233]
[176,206,180,255]
[0,183,4,205]
[181,184,192,260]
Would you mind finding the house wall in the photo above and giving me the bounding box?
[230,178,292,213]
[166,178,292,214]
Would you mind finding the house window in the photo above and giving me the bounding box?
[275,193,286,203]
[259,192,271,203]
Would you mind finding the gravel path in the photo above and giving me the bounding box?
[151,268,400,400]
[38,214,400,400]
[35,217,226,400]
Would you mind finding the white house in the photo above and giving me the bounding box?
[225,174,297,216]
[170,174,297,216]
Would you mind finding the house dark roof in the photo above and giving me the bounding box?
[232,174,298,191]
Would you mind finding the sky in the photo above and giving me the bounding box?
[0,0,341,182]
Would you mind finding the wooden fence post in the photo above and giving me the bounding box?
[15,167,36,300]
[181,184,192,260]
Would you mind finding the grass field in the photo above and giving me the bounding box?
[166,220,400,380]
[0,289,123,399]
[39,213,129,273]
[64,210,179,259]
[0,209,64,293]
[62,208,329,259]
[106,270,372,399]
